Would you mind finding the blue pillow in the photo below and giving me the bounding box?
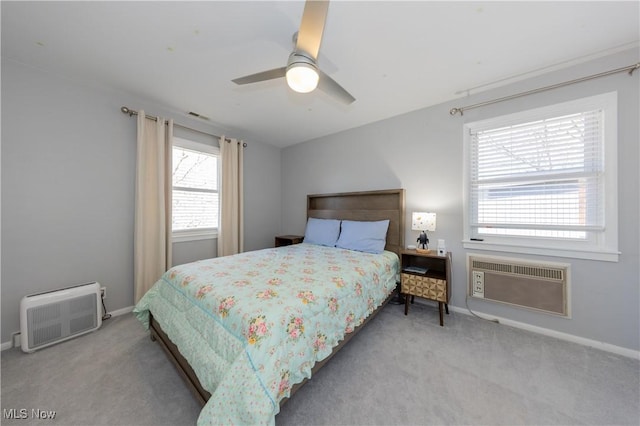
[303,218,341,247]
[335,220,390,254]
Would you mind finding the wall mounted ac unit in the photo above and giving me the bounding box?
[20,282,102,352]
[467,254,570,317]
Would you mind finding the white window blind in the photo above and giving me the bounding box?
[470,110,604,240]
[172,145,218,232]
[464,92,618,261]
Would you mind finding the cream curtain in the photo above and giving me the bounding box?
[134,111,173,303]
[217,136,244,256]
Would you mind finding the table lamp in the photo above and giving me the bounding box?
[412,212,436,253]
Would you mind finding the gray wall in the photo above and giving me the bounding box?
[1,59,282,343]
[3,48,637,352]
[282,49,640,352]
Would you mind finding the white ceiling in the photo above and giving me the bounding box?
[2,1,638,147]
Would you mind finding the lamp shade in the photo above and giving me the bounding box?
[412,212,436,232]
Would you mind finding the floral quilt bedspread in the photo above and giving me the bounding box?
[134,243,399,425]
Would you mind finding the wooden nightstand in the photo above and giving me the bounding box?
[275,235,304,247]
[401,249,452,326]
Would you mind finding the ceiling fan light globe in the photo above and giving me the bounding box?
[286,63,319,93]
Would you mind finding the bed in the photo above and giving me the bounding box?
[134,189,405,425]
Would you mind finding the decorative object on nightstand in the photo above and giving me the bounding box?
[275,235,304,247]
[400,249,451,326]
[412,212,436,253]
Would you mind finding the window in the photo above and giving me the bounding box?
[172,137,219,242]
[463,92,618,261]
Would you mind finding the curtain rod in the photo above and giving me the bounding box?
[449,62,639,116]
[120,106,247,147]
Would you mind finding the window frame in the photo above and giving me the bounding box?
[172,137,220,243]
[462,92,619,262]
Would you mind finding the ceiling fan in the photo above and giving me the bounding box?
[231,0,355,104]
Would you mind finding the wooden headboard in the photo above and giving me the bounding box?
[307,189,405,256]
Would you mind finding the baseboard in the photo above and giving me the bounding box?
[1,305,135,352]
[447,304,640,360]
[110,305,134,317]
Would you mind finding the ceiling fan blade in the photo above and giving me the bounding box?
[232,67,287,85]
[317,70,355,104]
[296,0,329,60]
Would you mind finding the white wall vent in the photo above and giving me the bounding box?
[467,255,570,317]
[20,282,102,352]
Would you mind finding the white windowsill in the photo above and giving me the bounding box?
[172,229,218,243]
[462,240,620,262]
